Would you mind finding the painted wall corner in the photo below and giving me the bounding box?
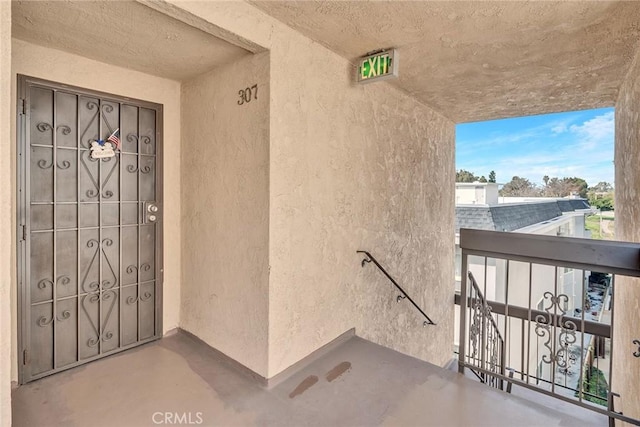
[0,1,13,425]
[180,51,271,377]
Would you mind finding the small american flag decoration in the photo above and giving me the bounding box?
[107,128,121,150]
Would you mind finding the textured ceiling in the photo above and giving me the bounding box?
[12,1,250,81]
[251,1,640,122]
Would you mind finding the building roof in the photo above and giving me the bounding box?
[455,199,591,233]
[556,199,591,212]
[454,182,499,187]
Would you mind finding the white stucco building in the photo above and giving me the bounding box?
[454,185,599,394]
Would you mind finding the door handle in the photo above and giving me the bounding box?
[143,202,160,224]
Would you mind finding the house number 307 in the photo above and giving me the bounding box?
[238,85,258,105]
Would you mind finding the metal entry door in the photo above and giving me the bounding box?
[17,76,163,383]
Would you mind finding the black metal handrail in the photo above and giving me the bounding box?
[357,250,436,326]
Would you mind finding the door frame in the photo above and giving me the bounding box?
[16,74,164,384]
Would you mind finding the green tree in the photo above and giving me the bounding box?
[499,176,540,197]
[566,177,589,198]
[478,176,487,183]
[488,171,496,183]
[456,169,479,183]
[544,177,568,197]
[542,176,588,198]
[591,196,614,211]
[590,182,613,193]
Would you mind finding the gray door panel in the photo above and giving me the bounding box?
[17,76,163,383]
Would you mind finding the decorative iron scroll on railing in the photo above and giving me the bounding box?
[466,271,505,389]
[457,228,640,426]
[357,250,435,326]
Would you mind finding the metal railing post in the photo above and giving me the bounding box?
[458,251,469,374]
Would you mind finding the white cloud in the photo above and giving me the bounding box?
[568,111,614,150]
[457,110,616,187]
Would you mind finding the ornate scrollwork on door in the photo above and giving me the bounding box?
[37,310,72,327]
[36,122,71,135]
[82,289,118,348]
[80,150,119,199]
[36,275,71,290]
[86,101,117,137]
[21,79,162,381]
[126,133,152,149]
[125,263,151,275]
[125,154,153,175]
[36,159,71,170]
[126,292,153,305]
[126,163,152,174]
[80,239,118,293]
[36,277,72,326]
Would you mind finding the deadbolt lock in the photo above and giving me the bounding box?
[143,202,160,223]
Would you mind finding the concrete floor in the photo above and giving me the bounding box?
[12,331,607,427]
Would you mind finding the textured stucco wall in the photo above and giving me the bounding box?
[251,1,640,123]
[267,25,455,375]
[613,48,640,422]
[180,53,270,376]
[10,39,182,379]
[165,1,455,378]
[12,1,249,82]
[1,3,12,425]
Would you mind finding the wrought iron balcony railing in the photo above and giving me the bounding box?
[464,270,505,389]
[457,228,640,426]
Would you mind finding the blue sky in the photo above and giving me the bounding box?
[456,107,615,187]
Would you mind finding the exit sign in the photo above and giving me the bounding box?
[357,49,399,84]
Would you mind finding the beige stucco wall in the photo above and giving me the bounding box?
[164,1,455,377]
[9,38,182,380]
[267,24,454,375]
[180,52,270,377]
[1,2,12,426]
[5,1,456,396]
[613,47,640,422]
